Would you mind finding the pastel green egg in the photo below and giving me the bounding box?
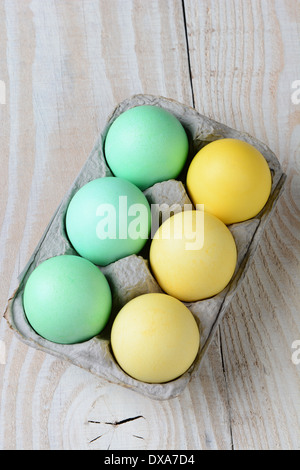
[65,177,151,266]
[104,105,189,190]
[23,255,112,344]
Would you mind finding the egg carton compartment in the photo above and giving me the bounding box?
[4,94,286,400]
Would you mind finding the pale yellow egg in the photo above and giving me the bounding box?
[186,138,272,224]
[110,293,200,383]
[149,210,237,302]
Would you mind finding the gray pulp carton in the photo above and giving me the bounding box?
[4,94,286,400]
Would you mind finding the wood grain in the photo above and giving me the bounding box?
[0,0,299,450]
[185,0,300,449]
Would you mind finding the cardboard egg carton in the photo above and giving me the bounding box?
[4,94,286,400]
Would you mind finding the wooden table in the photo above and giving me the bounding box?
[0,0,299,451]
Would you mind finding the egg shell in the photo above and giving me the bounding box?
[65,177,151,266]
[186,138,272,224]
[111,293,200,384]
[150,210,237,302]
[104,105,189,190]
[23,255,112,344]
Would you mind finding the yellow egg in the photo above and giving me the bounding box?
[186,138,272,224]
[149,210,237,301]
[110,293,200,383]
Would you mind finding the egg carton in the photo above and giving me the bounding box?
[4,94,286,400]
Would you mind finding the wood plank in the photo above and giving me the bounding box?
[0,0,233,450]
[184,0,300,449]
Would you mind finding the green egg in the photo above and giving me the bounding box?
[23,255,112,344]
[104,105,189,190]
[65,177,151,266]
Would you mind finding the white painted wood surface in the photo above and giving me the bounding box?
[0,0,299,450]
